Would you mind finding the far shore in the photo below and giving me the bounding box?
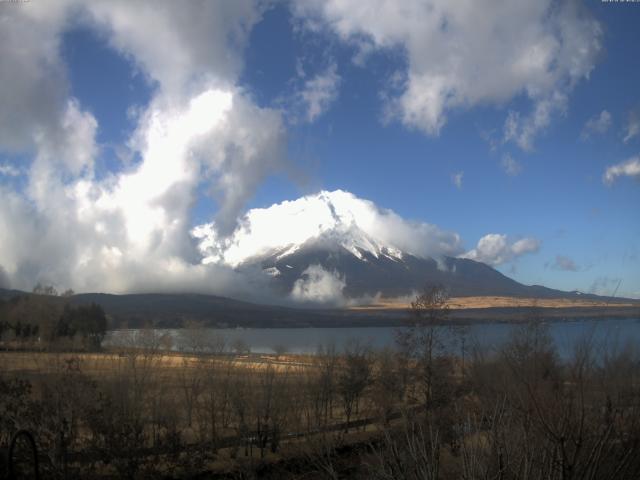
[105,298,640,329]
[350,295,639,310]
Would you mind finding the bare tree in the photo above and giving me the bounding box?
[232,338,251,356]
[178,356,204,428]
[32,283,58,296]
[179,320,210,354]
[371,348,404,425]
[396,285,452,410]
[301,431,344,480]
[272,343,288,360]
[369,413,441,480]
[302,342,339,432]
[195,355,234,452]
[252,363,292,458]
[337,339,372,432]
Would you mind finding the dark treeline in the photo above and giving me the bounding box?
[0,286,107,351]
[1,286,640,478]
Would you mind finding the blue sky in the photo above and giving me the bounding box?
[0,0,638,299]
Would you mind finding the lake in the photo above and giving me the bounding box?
[104,317,640,359]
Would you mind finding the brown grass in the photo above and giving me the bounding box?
[0,350,314,377]
[349,295,636,310]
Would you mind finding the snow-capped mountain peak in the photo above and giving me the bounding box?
[190,190,570,304]
[192,190,439,267]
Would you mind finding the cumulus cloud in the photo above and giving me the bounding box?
[551,255,579,271]
[0,180,280,302]
[460,234,541,266]
[193,190,463,267]
[581,110,611,140]
[603,157,640,186]
[501,153,523,176]
[0,5,99,179]
[292,0,602,148]
[192,92,287,235]
[290,264,346,305]
[0,1,290,296]
[451,171,463,189]
[0,2,70,154]
[84,0,261,95]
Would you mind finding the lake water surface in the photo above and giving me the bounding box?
[105,317,640,359]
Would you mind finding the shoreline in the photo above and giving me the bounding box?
[108,305,640,330]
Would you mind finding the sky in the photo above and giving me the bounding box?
[0,0,639,300]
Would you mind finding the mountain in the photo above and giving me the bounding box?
[0,288,413,328]
[249,239,604,300]
[1,191,632,320]
[195,190,604,302]
[2,287,637,330]
[67,292,343,328]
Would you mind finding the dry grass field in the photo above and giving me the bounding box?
[0,349,314,378]
[350,295,637,310]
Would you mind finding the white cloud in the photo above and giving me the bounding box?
[460,234,540,266]
[451,171,463,189]
[0,163,21,177]
[0,1,290,296]
[581,110,612,140]
[501,153,523,176]
[294,63,341,123]
[32,99,98,176]
[0,4,99,179]
[193,190,463,267]
[603,157,640,186]
[502,92,568,151]
[189,90,287,235]
[290,264,346,305]
[293,0,602,148]
[83,0,261,95]
[0,181,279,301]
[512,238,541,256]
[0,1,70,154]
[623,111,640,143]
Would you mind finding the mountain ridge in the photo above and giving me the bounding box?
[195,190,601,303]
[250,240,612,301]
[1,287,637,330]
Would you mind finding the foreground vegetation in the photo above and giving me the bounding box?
[1,287,640,479]
[0,288,107,351]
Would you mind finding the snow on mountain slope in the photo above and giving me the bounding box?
[190,190,547,304]
[192,190,462,267]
